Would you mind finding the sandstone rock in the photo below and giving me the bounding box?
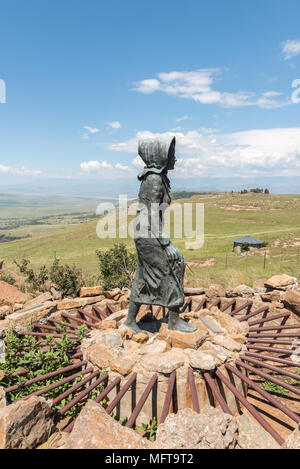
[0,387,6,411]
[138,339,169,355]
[184,287,206,296]
[0,280,26,307]
[206,284,226,298]
[138,349,187,374]
[185,349,216,371]
[209,335,242,352]
[237,414,281,449]
[200,342,232,366]
[261,290,283,302]
[57,296,104,310]
[283,426,300,449]
[61,400,152,449]
[155,407,237,449]
[96,319,117,330]
[208,308,249,335]
[283,289,300,315]
[0,396,52,449]
[158,322,208,350]
[132,332,149,343]
[265,274,297,291]
[0,305,12,319]
[6,301,57,327]
[24,292,52,308]
[82,330,137,376]
[79,286,103,298]
[103,308,128,324]
[103,288,121,299]
[226,285,255,298]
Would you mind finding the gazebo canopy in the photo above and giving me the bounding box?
[233,235,263,245]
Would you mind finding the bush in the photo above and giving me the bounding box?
[49,259,84,297]
[13,258,48,291]
[96,243,137,290]
[0,273,16,286]
[14,258,84,297]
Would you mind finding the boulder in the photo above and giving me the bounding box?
[103,288,122,299]
[61,400,152,449]
[57,295,104,310]
[0,396,53,449]
[283,289,300,316]
[24,292,52,308]
[237,414,281,449]
[79,286,103,298]
[5,301,57,327]
[0,305,12,320]
[283,427,300,449]
[82,330,138,376]
[206,284,226,298]
[138,339,170,356]
[185,349,216,371]
[0,280,26,307]
[155,407,237,449]
[96,319,117,330]
[208,335,242,353]
[261,290,283,302]
[200,342,232,366]
[226,285,255,298]
[184,287,206,296]
[137,349,187,374]
[265,274,297,291]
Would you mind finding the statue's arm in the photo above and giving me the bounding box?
[146,174,171,248]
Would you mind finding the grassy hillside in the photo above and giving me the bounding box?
[1,192,300,287]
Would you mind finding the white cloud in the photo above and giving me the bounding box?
[176,115,190,122]
[108,121,122,129]
[282,39,300,60]
[133,69,290,109]
[115,163,129,171]
[80,160,130,173]
[83,126,100,134]
[80,160,112,172]
[109,127,300,177]
[0,164,42,176]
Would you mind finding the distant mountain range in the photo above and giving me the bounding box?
[1,175,300,196]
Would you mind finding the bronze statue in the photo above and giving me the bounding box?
[125,136,197,334]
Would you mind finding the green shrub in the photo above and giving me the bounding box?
[13,258,48,291]
[49,259,84,297]
[14,258,84,297]
[0,273,16,286]
[96,243,137,290]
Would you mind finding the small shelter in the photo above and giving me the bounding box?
[233,235,263,249]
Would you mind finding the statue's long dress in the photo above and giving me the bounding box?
[130,171,185,309]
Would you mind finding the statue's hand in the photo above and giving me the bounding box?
[165,243,179,262]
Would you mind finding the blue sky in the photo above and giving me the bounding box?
[0,0,300,190]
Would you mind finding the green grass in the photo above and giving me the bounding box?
[1,192,300,287]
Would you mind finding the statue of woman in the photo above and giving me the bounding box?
[125,136,197,334]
